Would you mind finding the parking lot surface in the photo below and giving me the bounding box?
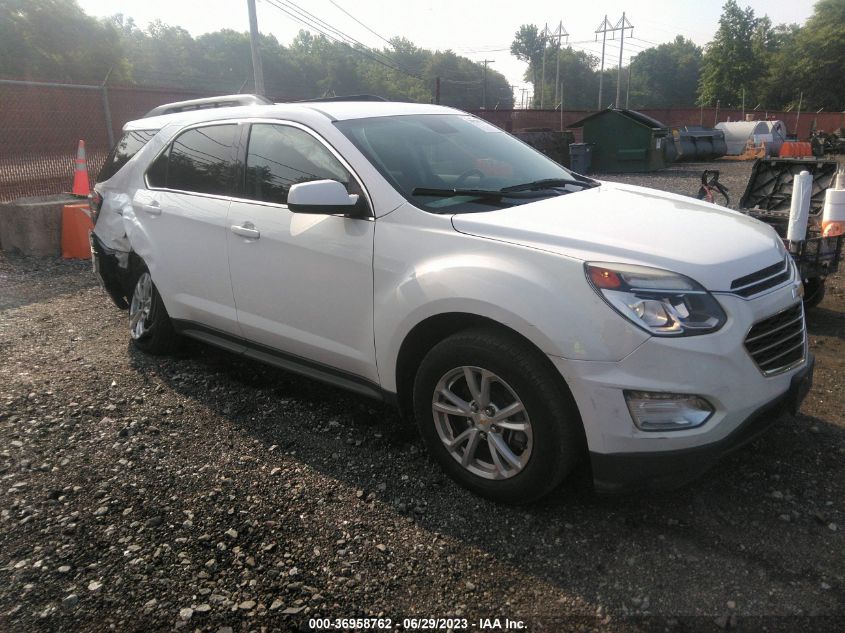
[1,161,843,632]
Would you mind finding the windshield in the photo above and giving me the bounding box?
[335,114,594,213]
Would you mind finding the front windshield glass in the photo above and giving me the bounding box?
[335,114,592,213]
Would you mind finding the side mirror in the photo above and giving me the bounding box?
[287,179,360,215]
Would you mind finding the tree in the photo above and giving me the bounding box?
[629,36,702,107]
[698,0,762,107]
[770,0,845,110]
[754,23,801,108]
[511,24,546,103]
[0,0,129,82]
[547,47,599,109]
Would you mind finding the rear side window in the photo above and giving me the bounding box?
[244,124,350,205]
[98,130,157,182]
[146,124,238,196]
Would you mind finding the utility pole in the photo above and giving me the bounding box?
[796,90,803,137]
[552,21,569,111]
[595,14,632,110]
[595,15,611,110]
[520,87,528,110]
[540,23,548,109]
[246,0,265,96]
[481,59,494,109]
[435,77,441,105]
[615,12,633,110]
[509,84,519,109]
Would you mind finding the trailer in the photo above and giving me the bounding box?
[738,157,843,307]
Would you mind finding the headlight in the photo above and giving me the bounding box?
[585,262,726,336]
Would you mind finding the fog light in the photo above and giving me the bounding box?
[624,390,714,431]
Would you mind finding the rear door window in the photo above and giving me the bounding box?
[98,130,157,182]
[147,124,238,196]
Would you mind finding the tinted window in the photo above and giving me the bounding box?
[146,145,169,188]
[244,124,350,204]
[98,130,157,182]
[164,124,238,195]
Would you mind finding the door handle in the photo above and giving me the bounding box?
[138,202,161,216]
[231,222,260,239]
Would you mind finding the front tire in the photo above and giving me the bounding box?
[128,268,179,355]
[413,328,583,504]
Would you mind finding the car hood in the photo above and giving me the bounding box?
[450,181,787,292]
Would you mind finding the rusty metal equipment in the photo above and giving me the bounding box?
[738,157,843,307]
[672,126,728,162]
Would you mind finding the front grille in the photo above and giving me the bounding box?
[744,303,806,375]
[731,255,791,297]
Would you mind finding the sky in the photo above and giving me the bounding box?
[77,0,816,101]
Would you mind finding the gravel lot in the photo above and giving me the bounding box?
[1,161,843,632]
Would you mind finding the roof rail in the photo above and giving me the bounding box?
[143,94,273,118]
[294,94,388,103]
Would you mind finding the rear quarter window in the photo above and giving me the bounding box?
[146,124,238,196]
[97,130,157,182]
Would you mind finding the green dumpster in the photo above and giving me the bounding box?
[569,109,674,173]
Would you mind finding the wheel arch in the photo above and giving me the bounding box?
[393,312,580,424]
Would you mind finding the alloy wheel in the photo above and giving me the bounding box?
[431,366,533,480]
[129,272,153,340]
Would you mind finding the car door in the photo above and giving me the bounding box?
[132,123,241,336]
[226,121,377,383]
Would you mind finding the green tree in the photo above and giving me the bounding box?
[548,47,599,110]
[697,0,759,106]
[512,25,599,109]
[629,36,702,107]
[0,0,510,109]
[769,0,845,110]
[511,24,545,102]
[754,23,801,108]
[0,0,129,82]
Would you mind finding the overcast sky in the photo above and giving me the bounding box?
[77,0,816,98]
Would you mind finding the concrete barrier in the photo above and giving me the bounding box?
[0,194,80,257]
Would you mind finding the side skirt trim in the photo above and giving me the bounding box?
[171,319,396,404]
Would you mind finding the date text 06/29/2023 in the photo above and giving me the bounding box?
[307,617,526,630]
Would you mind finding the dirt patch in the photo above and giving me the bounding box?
[1,164,842,632]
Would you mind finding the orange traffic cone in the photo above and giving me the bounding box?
[61,202,93,259]
[72,140,90,197]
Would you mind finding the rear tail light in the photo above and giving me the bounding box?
[89,190,104,224]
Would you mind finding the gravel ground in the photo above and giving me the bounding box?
[1,161,843,632]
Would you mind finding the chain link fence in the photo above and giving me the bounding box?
[0,80,221,202]
[3,78,844,203]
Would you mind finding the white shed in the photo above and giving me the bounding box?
[716,120,786,156]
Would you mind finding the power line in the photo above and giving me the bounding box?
[261,0,425,82]
[283,0,426,79]
[262,0,507,94]
[629,36,659,46]
[327,0,394,49]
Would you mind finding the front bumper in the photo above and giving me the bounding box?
[589,356,813,492]
[548,281,812,492]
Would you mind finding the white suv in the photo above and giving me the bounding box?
[90,97,813,502]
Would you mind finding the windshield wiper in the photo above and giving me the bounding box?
[500,176,599,192]
[412,187,506,198]
[411,185,575,199]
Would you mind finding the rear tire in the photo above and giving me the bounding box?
[128,267,179,355]
[412,327,583,504]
